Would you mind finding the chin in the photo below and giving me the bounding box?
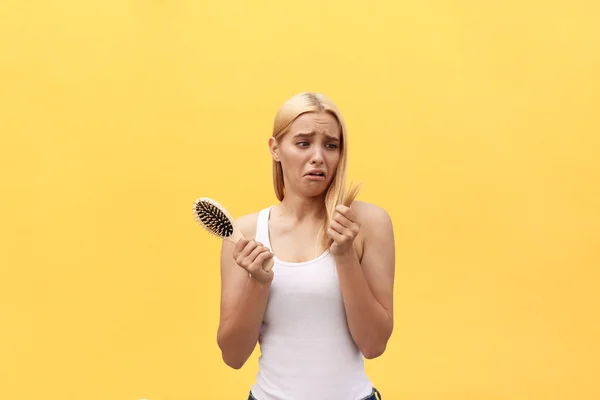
[303,190,326,199]
[305,185,331,198]
[288,179,333,199]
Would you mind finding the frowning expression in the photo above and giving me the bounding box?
[271,112,342,197]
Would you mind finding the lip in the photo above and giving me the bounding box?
[305,169,326,178]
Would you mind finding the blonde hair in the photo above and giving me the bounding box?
[271,92,361,250]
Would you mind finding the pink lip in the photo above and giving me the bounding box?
[305,169,326,177]
[305,174,326,181]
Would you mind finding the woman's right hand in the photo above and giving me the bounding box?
[233,238,274,284]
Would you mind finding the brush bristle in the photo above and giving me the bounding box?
[193,199,234,238]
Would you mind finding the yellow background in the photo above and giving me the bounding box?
[1,1,599,399]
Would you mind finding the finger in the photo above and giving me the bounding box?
[333,213,353,229]
[254,250,274,267]
[240,240,259,258]
[327,226,344,242]
[249,251,274,273]
[330,220,353,237]
[261,255,275,272]
[336,217,360,236]
[335,205,357,223]
[247,244,268,263]
[234,238,250,253]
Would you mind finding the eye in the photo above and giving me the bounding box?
[297,141,310,148]
[326,143,338,149]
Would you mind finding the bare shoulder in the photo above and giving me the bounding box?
[233,211,260,239]
[349,200,394,263]
[351,200,393,231]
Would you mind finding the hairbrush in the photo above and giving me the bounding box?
[192,197,274,272]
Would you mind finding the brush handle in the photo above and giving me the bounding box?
[262,256,274,272]
[225,228,245,244]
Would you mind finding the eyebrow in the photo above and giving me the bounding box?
[293,132,340,142]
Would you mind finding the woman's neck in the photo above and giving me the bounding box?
[275,193,327,224]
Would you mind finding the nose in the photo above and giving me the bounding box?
[310,147,324,165]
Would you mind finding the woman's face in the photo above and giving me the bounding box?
[271,111,342,198]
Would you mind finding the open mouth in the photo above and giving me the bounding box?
[306,171,326,181]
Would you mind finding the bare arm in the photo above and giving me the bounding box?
[328,202,395,359]
[216,214,274,369]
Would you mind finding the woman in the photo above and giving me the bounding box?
[217,92,395,400]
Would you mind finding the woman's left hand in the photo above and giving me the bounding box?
[328,205,361,257]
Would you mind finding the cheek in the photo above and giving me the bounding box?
[325,151,341,168]
[280,148,306,170]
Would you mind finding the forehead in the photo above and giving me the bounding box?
[289,112,340,138]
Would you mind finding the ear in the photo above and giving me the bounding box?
[269,137,281,162]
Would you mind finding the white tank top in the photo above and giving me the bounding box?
[250,206,373,400]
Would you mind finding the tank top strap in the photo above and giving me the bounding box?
[255,206,273,251]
